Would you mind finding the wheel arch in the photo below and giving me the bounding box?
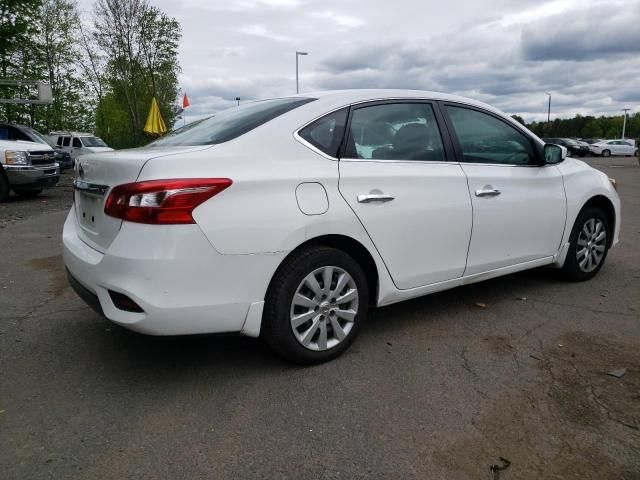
[265,234,380,306]
[580,195,616,247]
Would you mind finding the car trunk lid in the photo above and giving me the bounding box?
[73,146,210,252]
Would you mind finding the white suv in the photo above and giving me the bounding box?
[50,132,113,160]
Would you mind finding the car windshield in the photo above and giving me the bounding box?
[28,129,54,146]
[151,97,315,146]
[81,136,108,147]
[564,139,578,145]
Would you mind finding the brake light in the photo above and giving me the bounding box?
[104,178,232,224]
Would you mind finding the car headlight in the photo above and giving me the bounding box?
[4,150,29,165]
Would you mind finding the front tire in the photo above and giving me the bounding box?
[561,207,610,281]
[13,188,43,198]
[0,173,9,202]
[601,149,611,158]
[262,246,369,364]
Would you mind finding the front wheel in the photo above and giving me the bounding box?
[0,173,9,202]
[262,246,369,364]
[561,207,610,281]
[13,188,43,198]
[601,149,611,158]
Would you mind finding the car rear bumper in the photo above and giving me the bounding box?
[62,210,284,336]
[4,164,60,188]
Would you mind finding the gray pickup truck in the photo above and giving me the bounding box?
[0,139,60,201]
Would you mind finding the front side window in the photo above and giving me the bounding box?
[298,108,347,157]
[446,106,537,165]
[62,137,70,147]
[152,97,315,147]
[344,103,445,161]
[81,136,108,147]
[72,138,82,147]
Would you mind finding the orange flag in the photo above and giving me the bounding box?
[182,93,190,108]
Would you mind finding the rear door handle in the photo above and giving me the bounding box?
[475,187,501,197]
[357,194,395,203]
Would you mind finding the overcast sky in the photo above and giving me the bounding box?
[80,0,640,122]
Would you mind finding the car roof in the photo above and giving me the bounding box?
[295,89,505,114]
[0,122,32,131]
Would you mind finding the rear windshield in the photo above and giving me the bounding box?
[151,97,315,146]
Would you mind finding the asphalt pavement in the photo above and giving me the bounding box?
[1,157,639,479]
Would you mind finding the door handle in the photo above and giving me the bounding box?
[475,188,501,197]
[357,193,395,203]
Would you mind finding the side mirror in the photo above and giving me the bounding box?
[544,143,566,164]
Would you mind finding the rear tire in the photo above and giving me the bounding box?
[13,188,43,198]
[601,149,611,157]
[262,246,369,364]
[561,207,610,282]
[0,172,9,202]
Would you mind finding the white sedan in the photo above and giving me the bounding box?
[63,90,620,364]
[589,139,637,157]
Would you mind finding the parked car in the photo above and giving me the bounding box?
[50,131,113,160]
[0,123,73,169]
[542,137,589,157]
[589,139,637,157]
[580,138,604,145]
[63,90,620,364]
[0,139,59,201]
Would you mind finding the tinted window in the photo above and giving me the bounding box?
[72,137,82,147]
[152,97,315,146]
[0,128,8,140]
[62,136,70,147]
[81,136,108,147]
[446,106,536,165]
[56,136,63,146]
[344,103,445,161]
[298,108,347,157]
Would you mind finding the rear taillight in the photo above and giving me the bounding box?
[104,178,232,224]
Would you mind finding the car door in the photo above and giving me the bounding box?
[441,103,566,276]
[71,137,84,158]
[337,101,472,289]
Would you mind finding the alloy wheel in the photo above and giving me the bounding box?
[576,218,607,273]
[289,266,359,351]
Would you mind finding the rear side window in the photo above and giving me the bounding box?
[62,136,71,147]
[152,97,315,146]
[344,102,446,161]
[446,106,536,165]
[298,108,348,157]
[72,138,82,147]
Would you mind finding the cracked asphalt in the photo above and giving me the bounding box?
[1,158,639,479]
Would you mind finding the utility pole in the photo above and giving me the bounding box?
[621,108,630,138]
[546,92,551,124]
[235,97,240,106]
[295,51,308,94]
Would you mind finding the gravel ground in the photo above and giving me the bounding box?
[0,170,74,227]
[0,157,638,479]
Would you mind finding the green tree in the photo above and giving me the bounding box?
[93,0,180,147]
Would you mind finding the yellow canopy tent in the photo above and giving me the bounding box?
[143,97,167,136]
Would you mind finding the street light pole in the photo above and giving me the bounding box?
[235,96,241,106]
[296,51,308,94]
[546,92,551,124]
[621,108,630,138]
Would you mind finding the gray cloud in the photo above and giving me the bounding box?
[521,3,640,61]
[76,0,640,123]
